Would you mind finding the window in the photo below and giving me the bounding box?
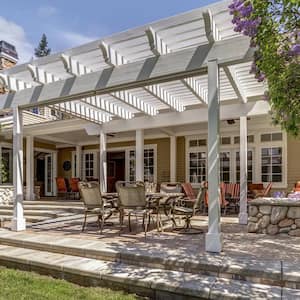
[189,139,206,147]
[84,153,95,178]
[221,137,231,145]
[1,148,13,184]
[234,135,254,144]
[220,151,230,183]
[261,147,282,183]
[128,148,156,182]
[188,152,206,183]
[236,150,253,183]
[261,132,283,142]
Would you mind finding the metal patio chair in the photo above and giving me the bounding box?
[78,181,114,233]
[116,181,156,237]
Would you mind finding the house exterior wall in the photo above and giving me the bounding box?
[57,147,74,178]
[176,136,185,183]
[287,135,300,191]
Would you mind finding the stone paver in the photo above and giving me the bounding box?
[0,244,291,300]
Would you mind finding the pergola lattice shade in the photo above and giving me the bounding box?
[0,0,266,126]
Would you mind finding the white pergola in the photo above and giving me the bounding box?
[0,0,269,252]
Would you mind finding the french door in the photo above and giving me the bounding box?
[44,154,53,196]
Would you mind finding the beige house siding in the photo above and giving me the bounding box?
[176,136,185,183]
[57,147,74,178]
[287,135,300,191]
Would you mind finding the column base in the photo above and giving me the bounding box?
[239,212,248,225]
[205,232,223,253]
[11,217,26,231]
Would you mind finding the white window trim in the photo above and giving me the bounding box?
[71,144,157,182]
[72,150,98,180]
[185,129,287,188]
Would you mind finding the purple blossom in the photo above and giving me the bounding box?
[289,44,300,56]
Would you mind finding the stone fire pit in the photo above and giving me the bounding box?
[248,198,300,236]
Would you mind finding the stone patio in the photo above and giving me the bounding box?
[11,213,299,263]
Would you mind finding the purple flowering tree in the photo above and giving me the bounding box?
[229,0,300,136]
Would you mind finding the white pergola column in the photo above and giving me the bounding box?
[76,145,82,179]
[25,136,34,201]
[0,145,2,183]
[52,151,58,196]
[136,129,144,182]
[170,136,177,182]
[239,116,248,224]
[205,59,222,253]
[99,131,107,193]
[12,106,26,231]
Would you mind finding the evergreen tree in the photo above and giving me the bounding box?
[34,33,51,57]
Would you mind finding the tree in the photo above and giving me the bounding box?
[34,33,51,57]
[229,0,300,136]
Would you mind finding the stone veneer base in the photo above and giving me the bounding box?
[248,197,300,236]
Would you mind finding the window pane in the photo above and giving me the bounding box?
[272,132,283,141]
[261,147,282,183]
[261,134,271,142]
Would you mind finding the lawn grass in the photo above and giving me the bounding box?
[0,266,140,300]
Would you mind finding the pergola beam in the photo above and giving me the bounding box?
[111,90,158,116]
[143,85,185,112]
[82,96,134,119]
[203,9,220,43]
[27,64,60,85]
[0,36,253,110]
[61,54,92,76]
[100,100,270,134]
[146,25,208,104]
[51,102,111,124]
[223,66,248,103]
[0,74,31,92]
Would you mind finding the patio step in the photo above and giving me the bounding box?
[0,230,299,291]
[0,243,297,299]
[0,216,51,224]
[1,204,83,213]
[0,209,61,218]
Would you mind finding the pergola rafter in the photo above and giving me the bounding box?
[145,25,208,104]
[223,66,248,103]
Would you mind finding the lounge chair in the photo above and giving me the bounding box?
[78,181,114,233]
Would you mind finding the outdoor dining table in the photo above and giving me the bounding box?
[102,191,185,218]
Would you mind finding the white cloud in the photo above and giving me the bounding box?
[37,5,57,18]
[59,31,97,48]
[0,16,34,63]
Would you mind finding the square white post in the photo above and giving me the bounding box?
[12,106,26,231]
[0,145,2,183]
[205,59,222,253]
[136,129,144,182]
[170,136,177,182]
[239,116,248,224]
[99,131,107,193]
[52,151,58,196]
[76,145,82,179]
[25,135,34,200]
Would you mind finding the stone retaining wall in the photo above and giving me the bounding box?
[248,198,300,236]
[0,186,13,205]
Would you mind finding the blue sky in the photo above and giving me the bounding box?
[0,0,219,63]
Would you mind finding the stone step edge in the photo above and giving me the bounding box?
[0,244,291,300]
[0,232,297,289]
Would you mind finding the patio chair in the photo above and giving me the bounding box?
[251,182,272,198]
[171,184,207,232]
[204,182,229,215]
[224,183,240,212]
[160,182,182,194]
[116,181,155,237]
[56,177,71,200]
[182,182,205,211]
[70,177,80,200]
[78,181,114,233]
[293,181,300,192]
